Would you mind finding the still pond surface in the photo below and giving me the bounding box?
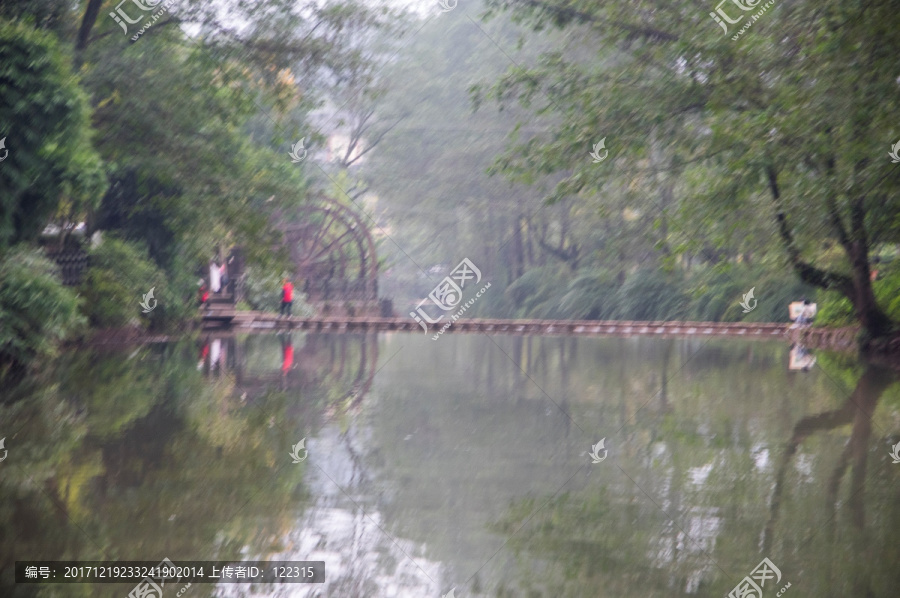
[2,332,900,597]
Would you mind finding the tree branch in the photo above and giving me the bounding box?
[340,107,376,167]
[825,196,851,252]
[537,237,578,267]
[343,115,406,167]
[767,166,853,294]
[504,0,679,42]
[821,157,852,252]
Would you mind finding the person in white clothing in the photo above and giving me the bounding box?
[797,299,815,325]
[209,260,222,293]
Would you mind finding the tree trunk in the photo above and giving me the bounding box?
[524,216,534,268]
[512,215,525,280]
[848,241,892,337]
[76,0,104,56]
[767,166,893,337]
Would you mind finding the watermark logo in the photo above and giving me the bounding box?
[109,0,168,40]
[410,258,490,337]
[442,589,456,598]
[140,287,157,313]
[589,438,607,463]
[289,138,308,163]
[709,0,747,32]
[0,437,7,462]
[438,0,457,12]
[589,138,608,163]
[728,557,790,598]
[0,137,8,162]
[712,0,777,41]
[890,442,900,464]
[740,287,757,313]
[889,139,900,163]
[127,557,186,598]
[290,438,308,463]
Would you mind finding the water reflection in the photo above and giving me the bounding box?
[788,344,816,371]
[764,362,896,549]
[1,334,899,597]
[195,332,379,413]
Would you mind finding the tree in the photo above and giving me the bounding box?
[0,18,106,254]
[482,0,900,337]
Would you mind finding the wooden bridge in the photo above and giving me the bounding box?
[202,307,789,338]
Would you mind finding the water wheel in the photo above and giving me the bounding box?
[282,197,378,303]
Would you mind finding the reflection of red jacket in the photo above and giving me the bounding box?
[282,345,294,373]
[282,282,293,302]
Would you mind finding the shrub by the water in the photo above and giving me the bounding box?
[0,246,85,376]
[817,265,900,329]
[501,262,822,323]
[79,237,167,330]
[612,269,689,321]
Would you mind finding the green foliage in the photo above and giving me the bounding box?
[818,266,900,328]
[612,269,688,321]
[0,246,84,374]
[79,237,168,330]
[558,270,619,319]
[0,0,399,335]
[0,18,106,253]
[499,262,821,322]
[814,292,855,328]
[0,0,69,34]
[479,0,900,330]
[685,268,742,322]
[687,265,819,323]
[504,266,566,317]
[242,267,289,313]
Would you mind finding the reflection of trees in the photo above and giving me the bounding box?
[0,340,343,598]
[490,489,682,597]
[474,342,900,598]
[763,363,896,551]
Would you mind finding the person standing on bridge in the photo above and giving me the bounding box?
[281,278,293,318]
[209,259,222,294]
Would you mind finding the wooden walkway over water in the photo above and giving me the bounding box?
[202,308,789,338]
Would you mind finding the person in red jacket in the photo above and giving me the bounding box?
[280,278,293,317]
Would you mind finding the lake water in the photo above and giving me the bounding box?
[2,332,899,597]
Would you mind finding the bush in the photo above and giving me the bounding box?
[612,269,688,321]
[815,292,856,327]
[557,270,619,320]
[504,266,569,318]
[79,237,168,329]
[242,267,285,312]
[0,246,85,375]
[817,266,900,328]
[684,264,819,322]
